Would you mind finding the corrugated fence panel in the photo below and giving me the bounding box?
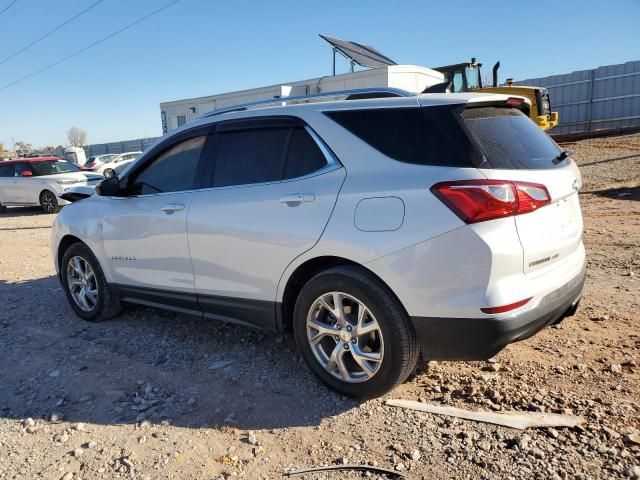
[84,137,161,157]
[516,60,640,134]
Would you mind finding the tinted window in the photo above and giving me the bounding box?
[284,127,327,179]
[13,163,33,176]
[463,107,561,169]
[0,164,15,177]
[131,136,205,194]
[30,160,79,176]
[213,128,289,187]
[325,106,476,167]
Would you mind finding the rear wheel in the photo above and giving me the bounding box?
[40,190,59,214]
[293,265,419,399]
[60,242,121,322]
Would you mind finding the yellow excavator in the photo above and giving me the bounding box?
[433,58,559,131]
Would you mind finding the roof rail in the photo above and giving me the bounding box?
[199,87,414,119]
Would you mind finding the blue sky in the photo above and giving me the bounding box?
[0,0,639,147]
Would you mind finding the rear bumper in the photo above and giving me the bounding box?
[411,263,586,360]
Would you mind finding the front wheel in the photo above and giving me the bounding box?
[293,265,419,399]
[103,168,116,178]
[60,242,121,322]
[40,190,59,214]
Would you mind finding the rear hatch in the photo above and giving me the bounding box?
[462,105,583,274]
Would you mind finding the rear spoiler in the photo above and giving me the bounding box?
[464,96,532,117]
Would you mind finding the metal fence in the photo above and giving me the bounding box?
[83,137,161,157]
[517,60,640,135]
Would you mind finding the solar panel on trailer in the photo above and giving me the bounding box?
[320,35,397,68]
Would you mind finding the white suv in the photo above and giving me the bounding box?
[51,89,586,398]
[0,157,104,213]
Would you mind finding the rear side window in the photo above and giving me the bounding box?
[213,128,290,187]
[463,107,561,169]
[131,136,205,194]
[212,125,329,187]
[284,127,327,179]
[325,106,477,167]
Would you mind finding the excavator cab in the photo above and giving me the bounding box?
[434,58,484,92]
[433,58,559,131]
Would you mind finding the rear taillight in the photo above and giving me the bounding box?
[431,180,550,223]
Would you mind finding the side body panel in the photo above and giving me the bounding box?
[100,192,196,293]
[187,168,346,305]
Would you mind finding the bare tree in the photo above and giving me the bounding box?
[67,127,87,147]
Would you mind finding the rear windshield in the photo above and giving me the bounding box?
[463,107,562,169]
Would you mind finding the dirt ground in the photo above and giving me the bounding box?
[0,133,639,480]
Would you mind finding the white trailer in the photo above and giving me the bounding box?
[159,65,444,134]
[64,146,87,166]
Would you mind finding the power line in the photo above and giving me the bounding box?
[0,0,181,92]
[0,0,106,67]
[0,0,19,19]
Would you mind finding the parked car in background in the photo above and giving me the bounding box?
[52,90,585,398]
[58,160,138,204]
[0,157,103,213]
[91,151,142,176]
[84,154,118,171]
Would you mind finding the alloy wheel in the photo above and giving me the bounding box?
[306,291,384,383]
[41,192,56,213]
[66,256,98,312]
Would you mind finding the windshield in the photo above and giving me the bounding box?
[463,107,562,169]
[30,160,80,176]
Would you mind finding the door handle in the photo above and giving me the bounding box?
[279,193,315,205]
[160,203,185,213]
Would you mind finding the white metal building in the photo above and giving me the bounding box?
[159,65,444,133]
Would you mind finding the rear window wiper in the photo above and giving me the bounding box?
[552,149,572,164]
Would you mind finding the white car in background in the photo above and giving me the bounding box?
[0,157,103,213]
[84,154,119,171]
[91,151,142,177]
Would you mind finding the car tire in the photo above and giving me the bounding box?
[103,168,115,178]
[293,265,419,399]
[60,242,122,322]
[40,190,59,214]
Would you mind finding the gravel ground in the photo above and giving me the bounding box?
[0,133,639,480]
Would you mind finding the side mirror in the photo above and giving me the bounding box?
[96,176,121,196]
[21,170,33,177]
